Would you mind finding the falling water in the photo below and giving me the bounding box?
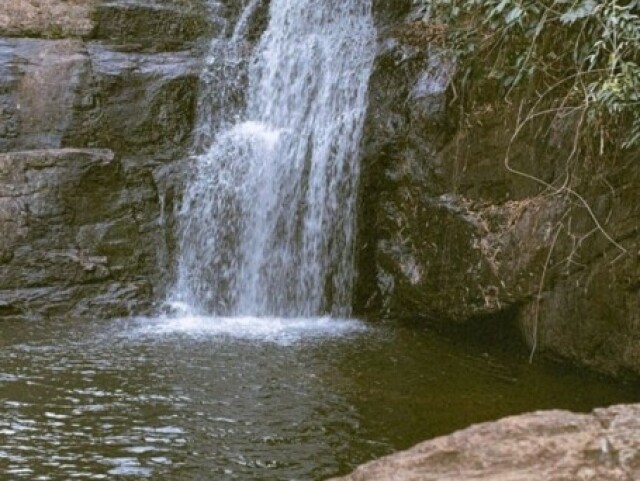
[174,0,376,318]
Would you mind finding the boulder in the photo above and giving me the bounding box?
[329,404,640,481]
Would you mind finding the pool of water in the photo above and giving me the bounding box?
[0,316,637,480]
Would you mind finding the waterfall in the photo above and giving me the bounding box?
[173,0,376,318]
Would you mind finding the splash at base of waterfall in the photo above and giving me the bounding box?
[133,303,366,344]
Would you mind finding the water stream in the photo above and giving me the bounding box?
[174,0,376,317]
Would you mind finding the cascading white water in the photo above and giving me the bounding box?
[174,0,376,318]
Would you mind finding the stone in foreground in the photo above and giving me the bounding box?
[329,404,640,481]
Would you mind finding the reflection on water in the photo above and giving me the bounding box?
[0,317,637,480]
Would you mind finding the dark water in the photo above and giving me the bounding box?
[0,316,637,480]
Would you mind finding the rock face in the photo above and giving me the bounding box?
[0,0,96,38]
[0,149,157,320]
[92,1,210,52]
[0,0,230,320]
[0,0,271,321]
[0,0,211,45]
[329,404,640,481]
[355,7,640,377]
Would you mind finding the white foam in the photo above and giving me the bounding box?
[132,314,366,344]
[232,120,283,150]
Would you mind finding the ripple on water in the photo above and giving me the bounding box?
[0,315,637,481]
[103,457,153,477]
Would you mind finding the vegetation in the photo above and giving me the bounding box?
[414,0,640,150]
[412,0,639,361]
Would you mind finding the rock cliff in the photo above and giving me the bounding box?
[0,0,217,320]
[0,149,156,319]
[357,1,640,377]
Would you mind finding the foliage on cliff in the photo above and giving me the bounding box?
[415,0,640,151]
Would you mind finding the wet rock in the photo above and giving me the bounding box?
[0,0,260,321]
[0,37,201,158]
[0,34,200,319]
[0,149,159,320]
[372,0,413,27]
[329,403,640,481]
[518,157,640,376]
[0,38,90,152]
[355,26,474,321]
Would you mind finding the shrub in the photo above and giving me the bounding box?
[414,0,640,150]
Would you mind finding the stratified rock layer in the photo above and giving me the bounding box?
[329,404,640,481]
[0,0,212,46]
[0,0,96,38]
[0,149,158,320]
[0,0,217,320]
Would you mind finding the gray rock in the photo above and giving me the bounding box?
[0,0,214,50]
[0,37,201,158]
[66,44,201,158]
[0,38,90,152]
[0,149,159,320]
[0,0,264,323]
[0,0,96,39]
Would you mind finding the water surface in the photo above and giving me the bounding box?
[0,317,637,480]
